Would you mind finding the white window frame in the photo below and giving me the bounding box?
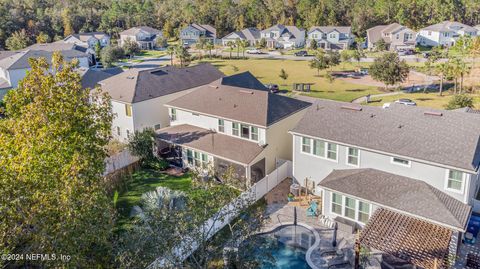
[330,192,372,224]
[390,157,411,167]
[232,122,239,136]
[444,169,466,194]
[170,108,177,121]
[331,193,343,215]
[251,126,259,141]
[346,147,360,167]
[302,137,312,153]
[154,124,161,130]
[218,119,225,133]
[326,143,338,161]
[125,104,132,117]
[301,137,338,162]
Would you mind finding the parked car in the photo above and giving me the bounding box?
[294,50,308,57]
[246,48,262,54]
[265,84,279,93]
[395,98,417,106]
[398,49,414,56]
[359,68,369,75]
[92,62,103,69]
[183,43,190,49]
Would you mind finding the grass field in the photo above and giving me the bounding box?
[137,50,167,58]
[364,91,480,109]
[198,58,382,102]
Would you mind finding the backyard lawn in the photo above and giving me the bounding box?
[364,91,480,109]
[137,50,168,58]
[198,58,382,102]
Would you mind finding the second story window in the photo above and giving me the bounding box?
[171,108,177,121]
[251,127,259,141]
[241,124,250,139]
[218,119,225,133]
[232,122,239,136]
[446,169,464,192]
[391,157,410,167]
[302,137,311,153]
[313,140,325,157]
[116,126,121,136]
[347,147,359,166]
[125,104,132,117]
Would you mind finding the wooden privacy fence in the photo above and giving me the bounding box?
[147,160,293,269]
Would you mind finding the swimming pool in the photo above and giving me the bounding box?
[240,224,317,269]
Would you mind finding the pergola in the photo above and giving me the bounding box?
[358,208,453,269]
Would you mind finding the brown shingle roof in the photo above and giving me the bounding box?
[166,76,311,127]
[98,63,224,103]
[291,99,480,171]
[156,124,264,165]
[319,168,471,231]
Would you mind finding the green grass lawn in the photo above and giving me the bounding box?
[137,50,167,58]
[115,169,193,229]
[197,58,382,102]
[364,91,480,109]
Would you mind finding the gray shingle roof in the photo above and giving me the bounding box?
[99,63,224,103]
[319,168,472,231]
[261,24,305,41]
[220,71,267,91]
[156,124,264,164]
[190,24,216,38]
[78,67,123,89]
[68,32,108,42]
[422,21,477,32]
[308,26,351,35]
[166,74,311,127]
[119,26,162,36]
[291,99,480,171]
[223,28,260,41]
[0,49,88,70]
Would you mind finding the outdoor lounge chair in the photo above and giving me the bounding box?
[306,201,318,217]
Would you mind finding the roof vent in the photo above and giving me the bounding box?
[233,104,238,108]
[341,105,362,111]
[370,114,376,118]
[398,124,403,129]
[239,90,254,94]
[424,111,443,117]
[126,76,135,80]
[209,84,218,89]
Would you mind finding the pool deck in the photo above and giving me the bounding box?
[263,178,357,268]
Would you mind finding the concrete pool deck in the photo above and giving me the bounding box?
[262,178,356,268]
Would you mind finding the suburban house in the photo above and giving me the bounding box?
[366,23,416,51]
[78,66,122,89]
[307,26,354,50]
[119,26,163,50]
[260,24,305,49]
[290,100,480,265]
[98,63,223,142]
[221,27,260,46]
[63,32,110,51]
[180,24,216,46]
[0,46,90,99]
[156,72,311,185]
[417,21,478,47]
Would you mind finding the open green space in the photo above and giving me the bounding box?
[137,50,168,58]
[364,91,480,109]
[198,58,382,102]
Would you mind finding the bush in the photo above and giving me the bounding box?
[445,94,474,110]
[144,159,169,170]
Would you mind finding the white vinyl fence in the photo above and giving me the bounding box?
[104,149,139,176]
[147,160,292,269]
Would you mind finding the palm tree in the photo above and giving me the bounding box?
[448,58,462,94]
[131,186,187,220]
[235,38,241,58]
[174,45,190,67]
[166,45,175,66]
[226,41,234,59]
[205,42,214,58]
[435,62,449,96]
[240,40,249,59]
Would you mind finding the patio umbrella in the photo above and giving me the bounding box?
[294,206,297,226]
[332,222,337,247]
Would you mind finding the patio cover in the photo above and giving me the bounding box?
[359,208,452,269]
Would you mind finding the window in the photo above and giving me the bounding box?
[312,34,318,39]
[251,127,259,141]
[201,153,209,168]
[327,143,337,160]
[447,170,464,191]
[344,197,356,219]
[331,193,343,215]
[391,157,410,167]
[116,126,121,136]
[302,137,311,153]
[192,112,200,116]
[329,33,336,38]
[126,129,131,138]
[241,124,250,139]
[232,123,239,136]
[125,104,132,117]
[154,124,161,130]
[428,31,432,36]
[396,34,399,39]
[313,140,325,157]
[347,147,359,166]
[358,201,370,223]
[218,119,225,133]
[194,151,201,167]
[186,149,193,165]
[171,108,177,121]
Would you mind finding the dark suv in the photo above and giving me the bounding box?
[294,50,308,57]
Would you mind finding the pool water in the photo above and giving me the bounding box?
[260,239,310,269]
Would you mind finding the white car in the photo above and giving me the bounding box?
[246,48,262,54]
[395,98,417,106]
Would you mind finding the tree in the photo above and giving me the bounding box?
[374,39,387,51]
[469,37,480,69]
[95,41,102,58]
[6,29,29,50]
[123,38,140,58]
[240,39,249,58]
[128,128,156,165]
[227,41,235,59]
[174,45,191,67]
[36,32,50,44]
[101,45,124,67]
[279,68,288,85]
[369,52,409,90]
[205,42,214,58]
[62,9,74,37]
[351,49,365,67]
[235,38,242,58]
[259,38,267,49]
[340,50,352,68]
[156,37,168,48]
[309,50,330,76]
[310,39,318,50]
[435,62,449,96]
[0,52,114,267]
[167,45,175,65]
[445,94,474,110]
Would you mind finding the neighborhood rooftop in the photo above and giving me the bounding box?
[422,20,478,32]
[319,168,471,231]
[0,49,87,70]
[119,26,162,36]
[307,26,351,34]
[98,63,224,103]
[291,99,480,171]
[67,32,108,42]
[166,74,311,127]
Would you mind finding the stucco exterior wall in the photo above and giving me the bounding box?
[111,100,134,141]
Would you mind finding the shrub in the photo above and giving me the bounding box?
[445,94,474,110]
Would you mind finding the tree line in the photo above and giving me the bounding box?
[1,0,480,49]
